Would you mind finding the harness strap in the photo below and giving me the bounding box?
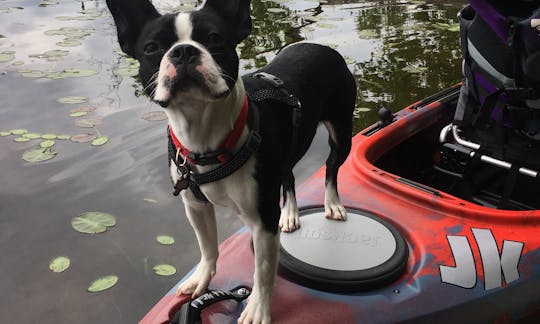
[169,72,301,202]
[169,96,249,166]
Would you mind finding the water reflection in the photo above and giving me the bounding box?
[0,0,465,323]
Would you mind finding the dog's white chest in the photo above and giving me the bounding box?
[170,157,259,216]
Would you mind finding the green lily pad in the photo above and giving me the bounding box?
[10,129,28,135]
[153,264,176,276]
[49,256,70,273]
[70,111,88,117]
[22,147,57,163]
[144,198,158,203]
[29,50,69,60]
[57,134,71,140]
[14,137,31,142]
[40,140,55,148]
[18,69,46,78]
[115,67,139,77]
[47,69,97,79]
[156,235,175,245]
[71,212,116,234]
[87,275,118,292]
[71,133,97,143]
[0,131,10,136]
[56,40,81,47]
[11,61,24,66]
[0,51,15,63]
[356,107,371,112]
[58,96,87,104]
[91,136,109,146]
[41,134,57,140]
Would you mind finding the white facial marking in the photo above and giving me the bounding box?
[154,12,229,102]
[175,12,193,42]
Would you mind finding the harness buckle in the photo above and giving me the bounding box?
[252,72,284,88]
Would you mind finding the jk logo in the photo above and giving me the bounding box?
[439,228,524,290]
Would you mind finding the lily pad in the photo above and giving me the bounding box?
[11,61,24,66]
[49,256,70,273]
[153,264,176,276]
[0,131,10,136]
[22,147,57,163]
[71,133,97,143]
[87,275,118,292]
[41,134,57,140]
[70,111,88,117]
[58,96,87,104]
[71,212,116,234]
[56,40,81,47]
[19,69,46,78]
[356,107,371,112]
[14,137,31,142]
[142,111,167,121]
[29,50,69,62]
[115,67,139,77]
[71,105,96,113]
[144,198,158,203]
[40,140,55,148]
[49,69,97,79]
[0,51,14,63]
[10,129,28,135]
[57,134,71,140]
[156,235,175,245]
[91,136,109,146]
[75,118,103,128]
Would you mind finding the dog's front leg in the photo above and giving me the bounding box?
[176,200,218,298]
[238,225,279,324]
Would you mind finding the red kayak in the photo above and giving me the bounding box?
[141,85,540,323]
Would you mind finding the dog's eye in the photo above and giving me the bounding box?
[206,32,223,45]
[144,42,160,55]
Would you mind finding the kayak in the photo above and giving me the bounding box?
[141,84,540,323]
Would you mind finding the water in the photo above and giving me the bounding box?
[0,0,463,322]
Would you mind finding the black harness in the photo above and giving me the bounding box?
[168,72,301,202]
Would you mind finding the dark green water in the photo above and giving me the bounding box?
[0,0,463,323]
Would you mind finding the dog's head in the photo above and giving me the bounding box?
[106,0,252,107]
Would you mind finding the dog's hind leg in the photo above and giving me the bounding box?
[176,201,218,298]
[279,172,300,232]
[322,83,355,220]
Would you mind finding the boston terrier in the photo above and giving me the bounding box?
[106,0,356,322]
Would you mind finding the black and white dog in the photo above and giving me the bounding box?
[106,0,356,322]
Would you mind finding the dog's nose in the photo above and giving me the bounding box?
[168,44,200,65]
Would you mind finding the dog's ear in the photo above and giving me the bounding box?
[106,0,160,57]
[203,0,252,43]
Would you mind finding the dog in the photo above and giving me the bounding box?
[106,0,356,322]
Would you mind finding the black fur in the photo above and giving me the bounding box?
[106,0,356,234]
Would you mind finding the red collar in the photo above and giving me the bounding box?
[169,95,249,165]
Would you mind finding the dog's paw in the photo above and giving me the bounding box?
[279,200,300,232]
[238,292,271,324]
[324,187,347,221]
[176,261,216,298]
